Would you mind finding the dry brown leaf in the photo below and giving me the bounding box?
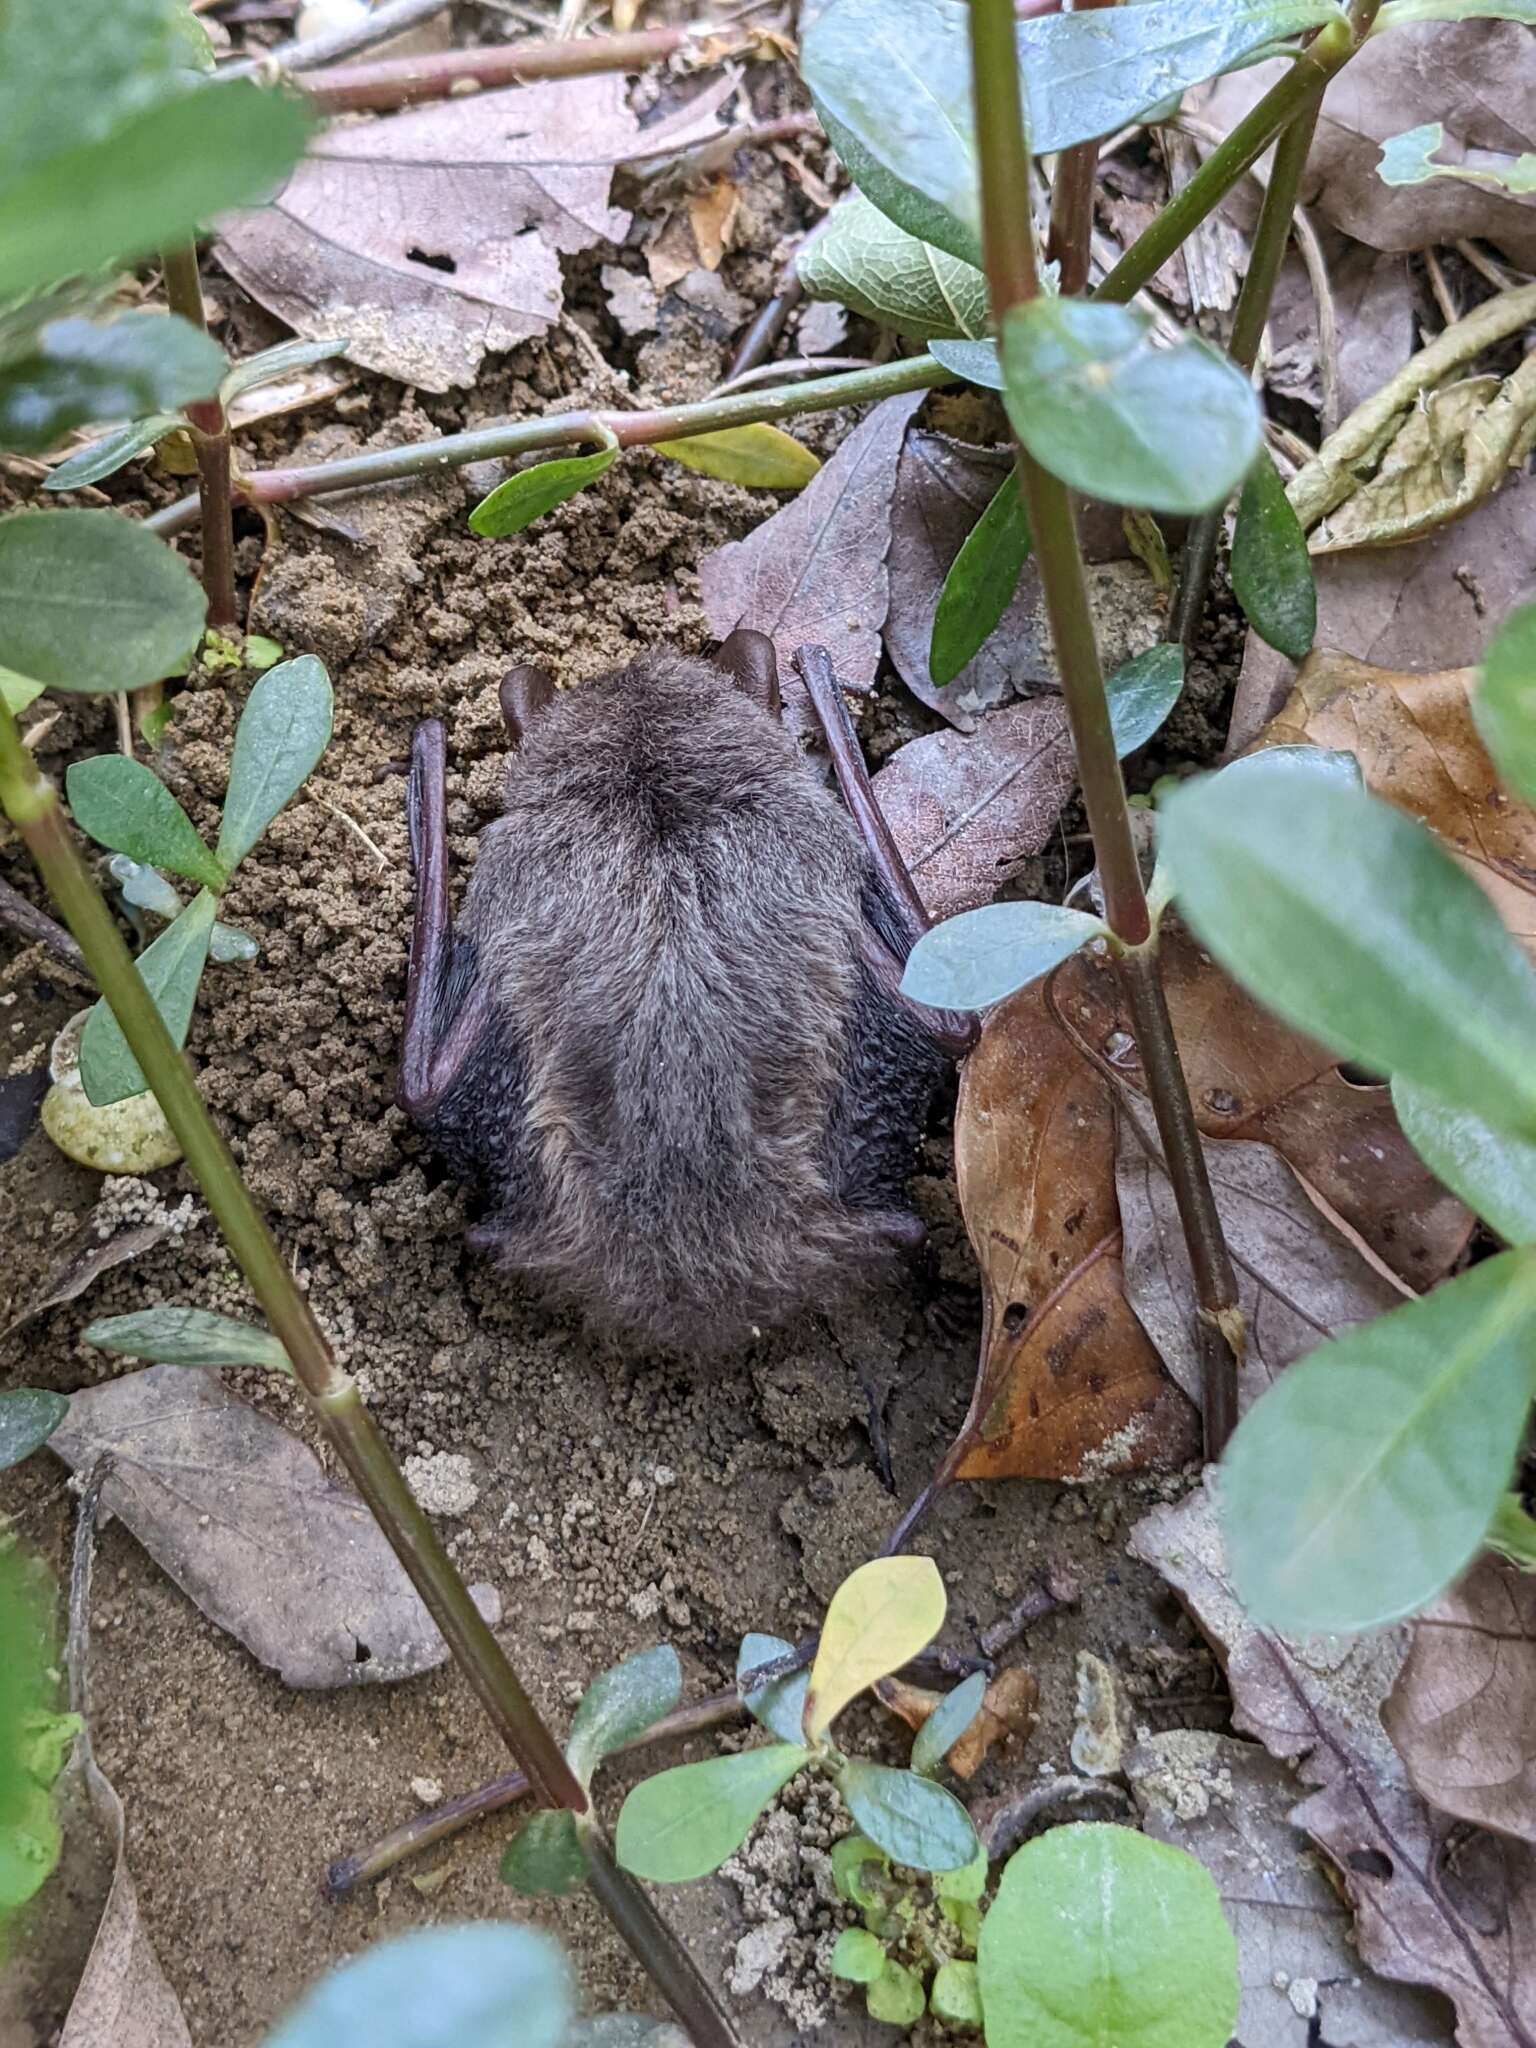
[49,1366,501,1688]
[226,361,351,432]
[1266,244,1415,428]
[1129,1730,1456,2048]
[1383,1556,1536,1847]
[686,176,742,272]
[1252,649,1536,953]
[216,77,732,391]
[699,389,925,723]
[872,1666,1039,1777]
[1115,1086,1407,1415]
[4,1196,176,1338]
[1200,22,1536,269]
[872,700,1076,922]
[1133,1483,1536,2048]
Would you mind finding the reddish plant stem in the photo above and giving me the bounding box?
[302,24,691,112]
[161,242,237,629]
[1045,0,1115,296]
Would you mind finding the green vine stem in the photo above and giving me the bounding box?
[968,0,1241,1457]
[0,702,742,2048]
[161,242,237,629]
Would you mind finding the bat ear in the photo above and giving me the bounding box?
[499,665,556,746]
[713,628,780,719]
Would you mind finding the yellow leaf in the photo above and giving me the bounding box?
[804,1556,946,1743]
[653,424,821,491]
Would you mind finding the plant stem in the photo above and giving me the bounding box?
[143,354,952,536]
[300,24,693,113]
[1096,12,1358,307]
[967,0,1240,1457]
[1045,0,1115,297]
[160,242,237,629]
[1170,94,1324,646]
[580,1829,742,2048]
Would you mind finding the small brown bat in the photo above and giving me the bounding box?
[398,633,975,1354]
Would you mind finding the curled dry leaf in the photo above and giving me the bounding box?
[1383,1556,1536,1847]
[872,699,1076,922]
[1129,1730,1456,2048]
[48,1366,501,1689]
[1199,22,1536,269]
[873,1668,1040,1779]
[216,76,732,391]
[699,389,925,724]
[4,1188,177,1337]
[1250,649,1536,955]
[1132,1482,1536,2048]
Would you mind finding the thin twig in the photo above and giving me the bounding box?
[0,873,89,975]
[219,0,456,81]
[299,23,696,113]
[1424,246,1460,332]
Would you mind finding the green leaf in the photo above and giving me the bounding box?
[567,1646,681,1788]
[469,439,620,539]
[0,667,44,715]
[980,1823,1238,2048]
[935,1842,988,1903]
[216,655,333,870]
[929,338,1004,390]
[652,424,820,489]
[614,1745,813,1883]
[500,1809,586,1897]
[930,471,1031,688]
[798,194,988,342]
[79,888,217,1106]
[831,1831,890,1909]
[1376,0,1536,20]
[0,0,205,174]
[265,1925,573,2048]
[0,510,205,695]
[1392,1077,1536,1246]
[839,1759,980,1874]
[0,81,311,303]
[45,414,187,490]
[1376,119,1536,195]
[1106,643,1185,757]
[0,1388,69,1471]
[802,0,1338,267]
[830,1928,887,1984]
[1223,1251,1536,1631]
[1160,761,1536,1137]
[805,1556,947,1742]
[1474,600,1536,806]
[1216,742,1362,792]
[0,1546,72,1917]
[911,1670,987,1776]
[67,755,225,890]
[1231,454,1317,660]
[1487,1493,1536,1570]
[220,337,349,405]
[82,1306,292,1375]
[901,903,1106,1014]
[930,1959,983,2028]
[866,1959,926,2028]
[737,1633,810,1746]
[0,312,221,458]
[1003,299,1261,514]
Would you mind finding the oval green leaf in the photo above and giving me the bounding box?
[1231,453,1317,661]
[867,1959,926,2028]
[829,1927,886,1984]
[67,755,224,890]
[1221,1250,1536,1633]
[1474,599,1536,806]
[1160,761,1536,1137]
[0,1388,69,1471]
[469,442,619,539]
[82,1306,291,1375]
[614,1744,813,1884]
[930,469,1031,688]
[1106,642,1185,757]
[930,1959,984,2027]
[216,655,333,871]
[499,1809,587,1897]
[79,888,217,1106]
[737,1632,810,1746]
[1,311,220,458]
[265,1925,572,2048]
[653,424,820,490]
[0,509,205,695]
[804,1556,946,1742]
[798,193,988,343]
[1003,299,1261,514]
[901,903,1106,1014]
[839,1758,979,1873]
[567,1646,681,1788]
[910,1670,987,1776]
[929,337,1004,389]
[45,414,187,492]
[1487,1493,1536,1570]
[220,336,350,405]
[979,1823,1238,2048]
[1392,1076,1536,1246]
